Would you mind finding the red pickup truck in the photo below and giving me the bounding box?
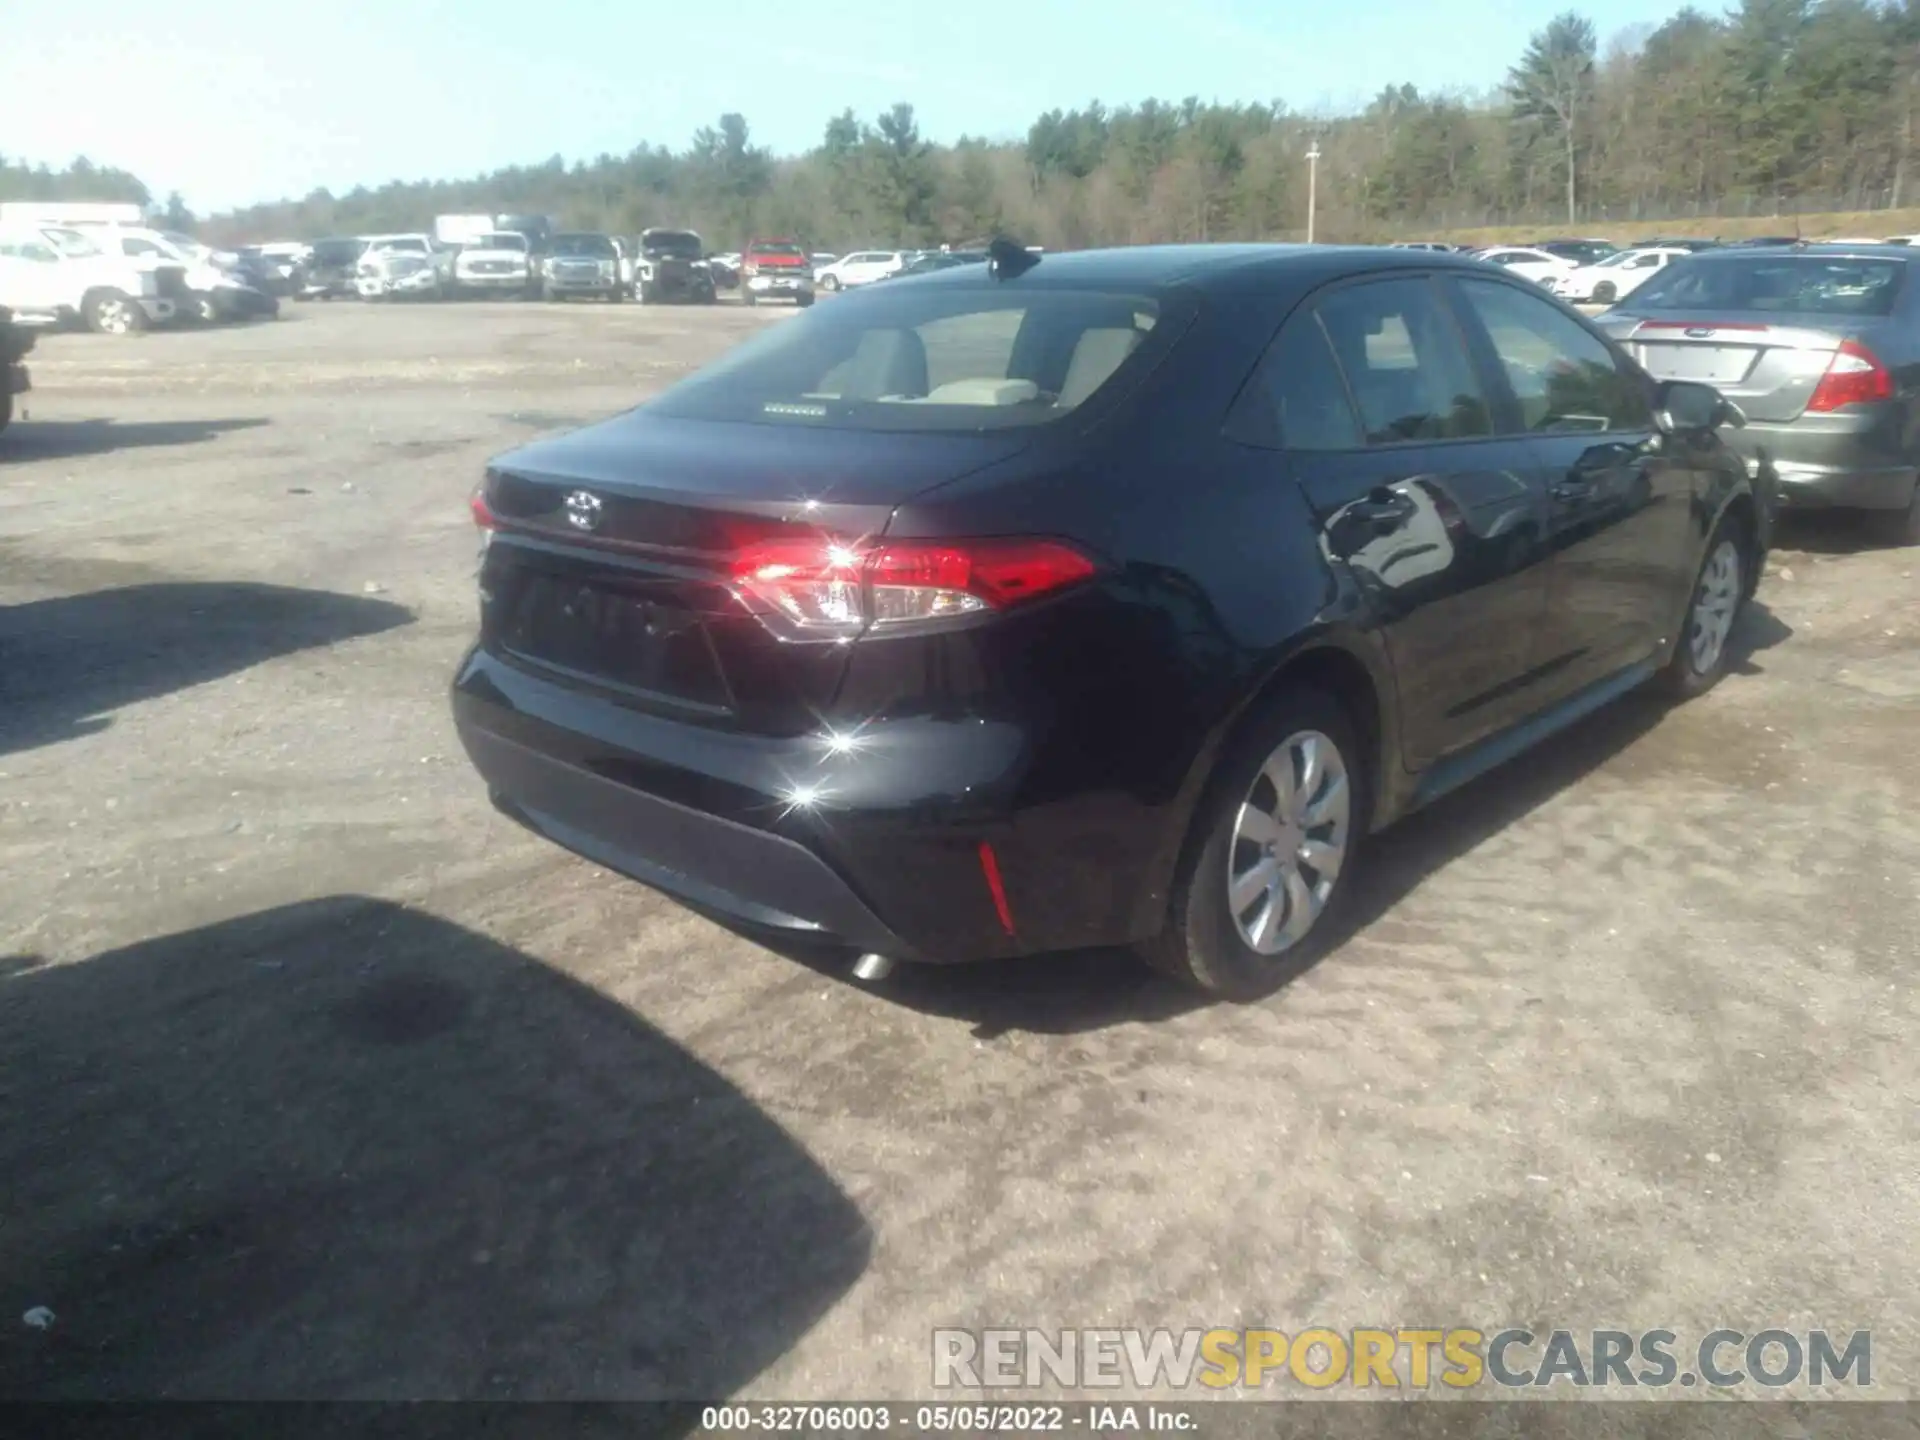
[740,238,815,307]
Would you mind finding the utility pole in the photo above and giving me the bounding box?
[1306,139,1322,244]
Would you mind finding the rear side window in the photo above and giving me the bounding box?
[1227,312,1362,450]
[1313,278,1492,444]
[1632,255,1905,316]
[1455,279,1652,433]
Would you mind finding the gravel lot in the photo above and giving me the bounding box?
[2,299,1916,1403]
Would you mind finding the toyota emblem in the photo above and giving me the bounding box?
[1684,326,1713,338]
[564,490,603,532]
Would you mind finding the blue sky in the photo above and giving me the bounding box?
[3,0,1691,213]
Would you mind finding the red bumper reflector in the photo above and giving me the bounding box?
[977,841,1016,936]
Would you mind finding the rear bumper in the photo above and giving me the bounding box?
[455,273,530,291]
[450,645,1156,962]
[744,273,813,295]
[1726,415,1919,511]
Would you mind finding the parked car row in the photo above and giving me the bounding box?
[269,225,781,307]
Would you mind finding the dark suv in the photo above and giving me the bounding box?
[452,245,1769,999]
[634,229,716,304]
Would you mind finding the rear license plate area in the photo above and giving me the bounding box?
[495,571,732,712]
[1638,343,1759,385]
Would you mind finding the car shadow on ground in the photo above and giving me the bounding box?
[733,603,1794,1038]
[0,417,268,460]
[1771,507,1908,554]
[0,898,869,1410]
[0,581,413,758]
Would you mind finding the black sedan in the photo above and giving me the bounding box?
[452,244,1767,998]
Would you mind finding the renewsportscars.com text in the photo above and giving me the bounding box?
[932,1327,1873,1390]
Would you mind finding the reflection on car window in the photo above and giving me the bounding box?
[1456,278,1651,434]
[1313,278,1491,444]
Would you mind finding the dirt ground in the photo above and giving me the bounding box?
[1,298,1916,1404]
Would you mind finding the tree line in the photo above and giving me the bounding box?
[9,0,1920,251]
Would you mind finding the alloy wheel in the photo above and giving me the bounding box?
[1688,538,1741,674]
[97,298,134,334]
[1227,729,1351,955]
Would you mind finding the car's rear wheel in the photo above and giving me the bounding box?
[742,288,756,306]
[822,274,841,292]
[1141,687,1366,1000]
[1660,519,1747,698]
[795,292,814,308]
[1593,280,1617,304]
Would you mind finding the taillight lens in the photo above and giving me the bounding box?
[469,489,498,529]
[1807,339,1894,412]
[731,537,1095,637]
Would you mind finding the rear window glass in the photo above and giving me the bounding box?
[646,286,1182,433]
[749,241,805,257]
[645,233,705,257]
[1632,256,1905,316]
[311,240,363,263]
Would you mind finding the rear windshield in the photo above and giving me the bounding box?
[549,234,615,257]
[748,241,805,257]
[645,232,704,257]
[476,233,526,251]
[646,285,1181,433]
[1631,255,1906,316]
[311,239,363,263]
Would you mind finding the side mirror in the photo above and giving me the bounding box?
[1654,379,1742,434]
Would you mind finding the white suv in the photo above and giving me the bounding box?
[815,250,907,291]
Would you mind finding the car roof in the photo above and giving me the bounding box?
[901,242,1499,295]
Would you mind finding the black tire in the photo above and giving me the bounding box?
[1874,482,1920,546]
[83,290,146,335]
[608,286,626,304]
[638,281,654,305]
[1593,280,1617,304]
[821,274,841,292]
[0,386,12,436]
[741,288,756,306]
[1139,686,1369,1000]
[1659,515,1750,699]
[795,291,814,308]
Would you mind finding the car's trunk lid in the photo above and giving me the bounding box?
[1614,311,1876,422]
[478,412,1032,734]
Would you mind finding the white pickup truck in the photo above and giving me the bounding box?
[0,223,185,333]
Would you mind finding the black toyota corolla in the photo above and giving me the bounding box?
[452,242,1770,998]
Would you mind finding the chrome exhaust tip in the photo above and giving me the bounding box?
[851,952,896,983]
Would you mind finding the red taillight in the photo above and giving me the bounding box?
[1807,339,1894,412]
[730,536,1095,636]
[470,489,498,529]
